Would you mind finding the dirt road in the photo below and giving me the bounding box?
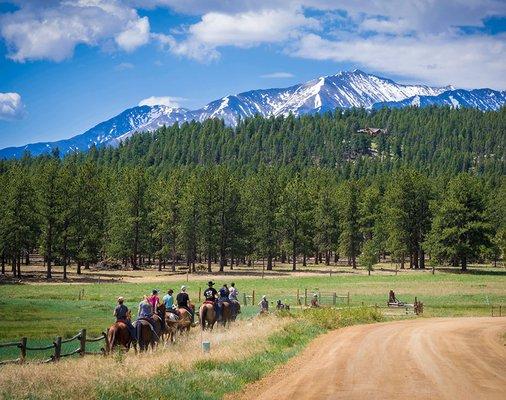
[236,317,506,400]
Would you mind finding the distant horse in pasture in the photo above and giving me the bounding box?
[199,302,216,330]
[106,321,133,353]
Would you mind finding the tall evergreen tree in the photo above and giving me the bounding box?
[338,181,361,268]
[426,174,493,271]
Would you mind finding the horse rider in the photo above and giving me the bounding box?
[137,295,159,338]
[176,285,195,324]
[259,295,269,314]
[229,282,240,316]
[163,289,179,316]
[113,296,136,340]
[217,283,230,321]
[203,281,219,319]
[148,289,165,330]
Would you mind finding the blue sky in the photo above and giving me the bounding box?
[0,1,505,148]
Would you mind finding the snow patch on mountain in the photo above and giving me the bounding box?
[1,70,504,159]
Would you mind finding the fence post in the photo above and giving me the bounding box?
[252,290,255,305]
[347,292,350,307]
[491,306,494,317]
[79,329,86,356]
[333,292,337,306]
[54,336,62,361]
[198,287,201,302]
[304,289,307,306]
[500,305,502,317]
[296,289,299,305]
[243,292,247,306]
[102,329,109,355]
[19,337,27,364]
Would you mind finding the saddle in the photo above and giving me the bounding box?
[203,300,215,305]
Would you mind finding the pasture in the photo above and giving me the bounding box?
[0,263,505,399]
[1,263,504,343]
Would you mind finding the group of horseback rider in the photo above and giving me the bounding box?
[112,281,241,340]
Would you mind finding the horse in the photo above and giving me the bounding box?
[199,302,216,330]
[176,306,193,333]
[230,300,241,321]
[218,301,233,327]
[106,321,133,353]
[134,316,161,352]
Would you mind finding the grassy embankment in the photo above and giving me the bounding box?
[0,307,382,400]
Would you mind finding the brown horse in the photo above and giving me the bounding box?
[219,302,232,327]
[107,321,133,353]
[199,302,216,330]
[177,307,193,332]
[134,316,161,352]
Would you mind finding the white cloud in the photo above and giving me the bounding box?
[115,16,150,52]
[261,72,295,78]
[0,0,151,62]
[138,96,185,107]
[0,92,25,121]
[162,7,319,61]
[115,62,135,70]
[292,33,506,88]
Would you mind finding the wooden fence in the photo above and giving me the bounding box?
[0,329,108,366]
[491,305,503,317]
[238,289,351,307]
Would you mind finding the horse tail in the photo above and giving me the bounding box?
[200,305,207,330]
[107,326,116,354]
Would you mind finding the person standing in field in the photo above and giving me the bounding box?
[259,295,269,314]
[113,296,136,339]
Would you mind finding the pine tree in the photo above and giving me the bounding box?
[338,181,361,268]
[38,159,61,279]
[426,174,493,271]
[107,167,147,269]
[1,166,38,277]
[279,176,313,271]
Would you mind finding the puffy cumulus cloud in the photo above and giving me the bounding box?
[0,0,151,62]
[156,7,319,61]
[138,96,185,107]
[261,72,295,78]
[0,92,25,121]
[292,33,506,88]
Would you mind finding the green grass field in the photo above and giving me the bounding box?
[0,265,505,399]
[1,266,504,341]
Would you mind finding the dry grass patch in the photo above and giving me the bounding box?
[0,316,288,400]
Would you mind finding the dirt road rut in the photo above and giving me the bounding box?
[236,317,506,400]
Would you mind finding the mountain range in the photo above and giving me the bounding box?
[1,69,505,159]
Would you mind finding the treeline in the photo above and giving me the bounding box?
[0,107,504,278]
[0,162,504,278]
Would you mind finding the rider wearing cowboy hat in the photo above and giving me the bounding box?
[203,281,220,319]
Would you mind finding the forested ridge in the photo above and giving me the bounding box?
[0,106,504,278]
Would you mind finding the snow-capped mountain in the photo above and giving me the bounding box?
[372,88,506,110]
[1,70,504,158]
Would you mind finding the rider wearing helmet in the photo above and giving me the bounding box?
[217,283,230,321]
[163,289,178,316]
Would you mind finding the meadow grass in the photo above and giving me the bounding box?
[0,308,382,400]
[1,265,504,344]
